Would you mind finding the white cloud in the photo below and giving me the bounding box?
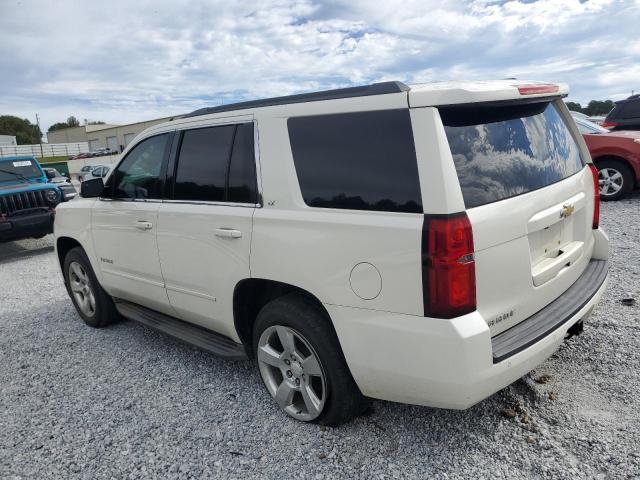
[0,0,638,133]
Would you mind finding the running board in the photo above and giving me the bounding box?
[114,300,247,360]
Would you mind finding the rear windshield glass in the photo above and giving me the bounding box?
[441,102,584,209]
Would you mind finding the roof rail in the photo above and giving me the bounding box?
[183,81,410,118]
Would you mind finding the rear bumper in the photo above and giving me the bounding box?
[0,210,54,242]
[491,259,608,363]
[328,259,609,409]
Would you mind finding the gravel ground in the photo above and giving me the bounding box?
[1,193,639,479]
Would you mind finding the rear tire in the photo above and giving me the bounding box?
[253,293,365,426]
[596,159,634,201]
[63,247,119,328]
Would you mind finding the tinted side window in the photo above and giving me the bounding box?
[608,101,640,120]
[174,125,235,202]
[621,101,640,119]
[111,134,169,199]
[288,110,422,213]
[228,123,257,203]
[609,104,627,120]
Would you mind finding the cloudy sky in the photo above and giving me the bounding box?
[0,0,638,135]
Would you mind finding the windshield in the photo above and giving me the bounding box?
[0,159,43,183]
[441,101,584,209]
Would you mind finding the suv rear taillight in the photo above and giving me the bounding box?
[588,164,600,229]
[600,120,618,129]
[422,213,476,318]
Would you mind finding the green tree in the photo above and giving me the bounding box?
[565,101,584,113]
[0,115,42,144]
[565,99,616,116]
[48,116,105,132]
[66,116,80,127]
[584,100,615,116]
[48,122,71,132]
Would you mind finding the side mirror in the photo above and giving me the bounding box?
[45,170,56,180]
[80,177,105,198]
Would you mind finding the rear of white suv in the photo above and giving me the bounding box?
[329,82,608,409]
[54,80,608,425]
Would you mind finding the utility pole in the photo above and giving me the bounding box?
[35,113,45,160]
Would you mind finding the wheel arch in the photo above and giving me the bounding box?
[593,153,639,177]
[592,153,630,167]
[56,236,83,270]
[592,154,640,188]
[233,278,335,357]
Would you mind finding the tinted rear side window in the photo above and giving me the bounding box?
[228,123,257,203]
[617,100,640,119]
[288,110,422,213]
[173,123,258,204]
[174,125,235,202]
[441,102,584,209]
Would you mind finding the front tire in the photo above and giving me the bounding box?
[597,159,634,201]
[63,247,119,328]
[253,294,365,426]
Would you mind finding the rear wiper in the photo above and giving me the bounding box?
[0,168,35,183]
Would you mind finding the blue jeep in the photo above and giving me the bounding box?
[0,156,67,242]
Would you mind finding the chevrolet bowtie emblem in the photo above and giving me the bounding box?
[560,204,575,218]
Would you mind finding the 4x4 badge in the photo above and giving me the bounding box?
[560,204,575,218]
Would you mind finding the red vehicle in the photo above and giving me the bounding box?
[573,116,640,200]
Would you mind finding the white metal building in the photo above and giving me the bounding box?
[47,117,176,152]
[0,135,17,146]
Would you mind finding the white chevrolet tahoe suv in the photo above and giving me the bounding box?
[55,80,609,426]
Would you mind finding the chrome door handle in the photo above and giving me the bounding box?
[215,228,242,239]
[135,221,153,230]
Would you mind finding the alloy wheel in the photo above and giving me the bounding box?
[598,167,623,196]
[68,261,96,317]
[257,325,327,421]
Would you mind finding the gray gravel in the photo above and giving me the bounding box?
[1,193,639,479]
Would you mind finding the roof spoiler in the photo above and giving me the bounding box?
[409,81,569,108]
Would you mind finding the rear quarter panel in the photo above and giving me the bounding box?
[250,100,427,316]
